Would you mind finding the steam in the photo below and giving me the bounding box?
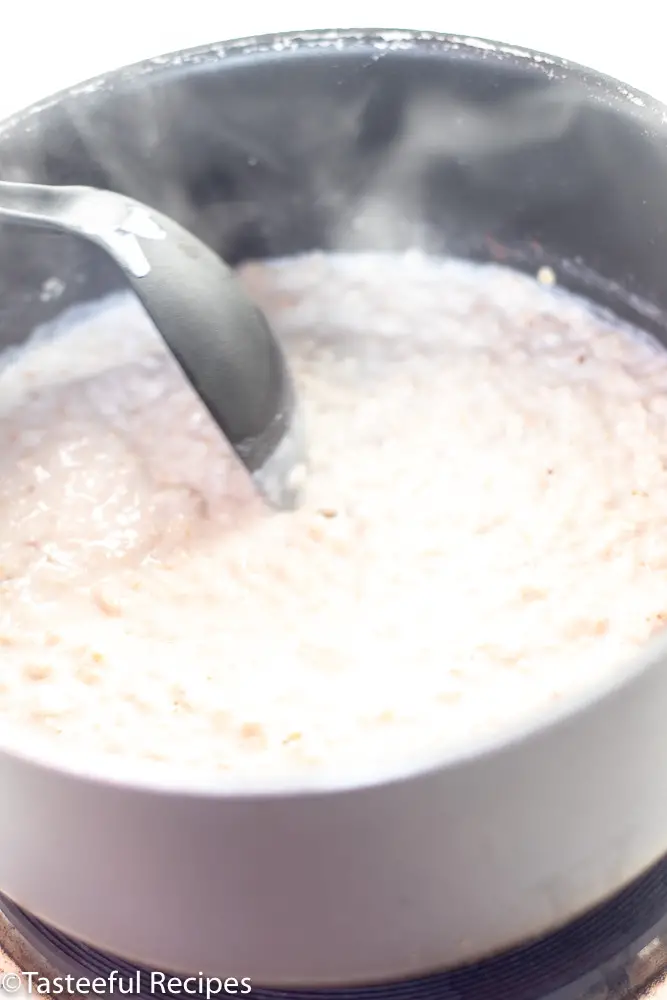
[380,85,582,159]
[327,82,587,253]
[0,49,655,280]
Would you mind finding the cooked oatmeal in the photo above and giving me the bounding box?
[0,251,666,781]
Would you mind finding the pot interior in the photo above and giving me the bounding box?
[0,31,665,354]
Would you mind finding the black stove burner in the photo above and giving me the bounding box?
[3,855,667,1000]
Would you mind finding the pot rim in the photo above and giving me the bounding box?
[0,25,664,800]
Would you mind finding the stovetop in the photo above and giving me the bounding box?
[3,854,667,1000]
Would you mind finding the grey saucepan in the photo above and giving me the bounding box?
[0,27,665,990]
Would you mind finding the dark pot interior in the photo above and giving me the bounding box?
[0,30,666,354]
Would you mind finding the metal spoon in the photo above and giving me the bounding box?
[0,180,306,510]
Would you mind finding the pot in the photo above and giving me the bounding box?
[0,27,666,989]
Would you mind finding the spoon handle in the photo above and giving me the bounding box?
[0,180,82,227]
[0,180,104,229]
[0,181,171,278]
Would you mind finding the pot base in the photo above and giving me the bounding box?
[3,854,667,999]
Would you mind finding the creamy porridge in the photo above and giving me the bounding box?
[0,251,666,782]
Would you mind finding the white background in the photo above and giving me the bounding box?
[0,0,665,114]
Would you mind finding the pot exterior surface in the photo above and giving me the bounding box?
[2,664,667,985]
[0,30,666,986]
